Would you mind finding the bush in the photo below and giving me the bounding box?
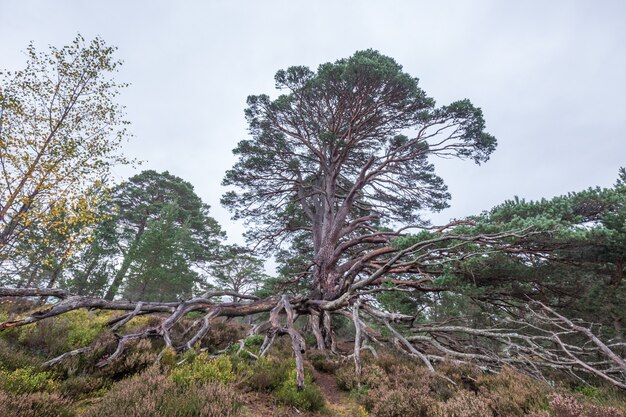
[237,356,325,412]
[13,310,108,356]
[274,369,325,412]
[242,356,290,392]
[436,360,481,391]
[574,386,601,399]
[0,338,41,370]
[92,338,158,379]
[478,367,549,416]
[430,389,492,417]
[387,363,433,389]
[84,367,244,417]
[585,404,624,417]
[243,334,264,350]
[170,353,234,386]
[114,313,161,333]
[363,385,433,417]
[0,391,73,417]
[201,321,247,351]
[550,394,584,417]
[307,351,341,373]
[63,310,110,348]
[0,367,57,394]
[59,375,108,399]
[373,351,406,373]
[160,346,178,368]
[336,363,388,391]
[549,393,624,417]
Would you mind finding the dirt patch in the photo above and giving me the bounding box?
[311,367,342,405]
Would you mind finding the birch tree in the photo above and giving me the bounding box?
[0,35,130,266]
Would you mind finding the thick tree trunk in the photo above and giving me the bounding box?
[322,310,337,352]
[310,310,325,351]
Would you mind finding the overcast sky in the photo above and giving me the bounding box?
[1,0,625,247]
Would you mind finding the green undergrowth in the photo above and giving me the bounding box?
[0,303,625,416]
[0,304,327,416]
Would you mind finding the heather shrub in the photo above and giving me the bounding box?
[551,393,587,417]
[374,351,406,373]
[436,360,481,390]
[84,367,244,417]
[430,389,492,417]
[263,336,298,357]
[99,338,158,378]
[0,391,73,417]
[0,299,42,316]
[336,363,388,391]
[0,367,57,394]
[363,385,433,417]
[85,370,168,417]
[59,374,109,399]
[373,353,452,393]
[572,383,626,413]
[329,403,370,417]
[274,369,325,412]
[585,404,624,417]
[549,393,625,417]
[161,383,244,417]
[335,365,357,391]
[8,318,61,353]
[478,367,548,416]
[387,363,433,389]
[170,353,234,386]
[48,331,116,378]
[56,336,158,381]
[0,338,41,370]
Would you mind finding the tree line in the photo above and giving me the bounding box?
[1,168,268,302]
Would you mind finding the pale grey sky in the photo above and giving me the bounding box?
[1,0,625,245]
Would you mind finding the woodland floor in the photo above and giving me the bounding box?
[1,302,626,417]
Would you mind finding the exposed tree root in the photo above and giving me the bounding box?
[1,288,626,390]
